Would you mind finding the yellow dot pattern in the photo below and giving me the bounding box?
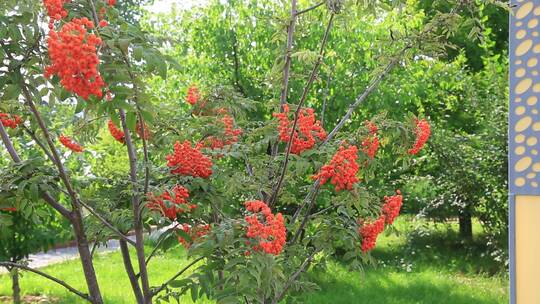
[512,1,540,192]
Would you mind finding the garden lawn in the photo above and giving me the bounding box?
[0,217,508,303]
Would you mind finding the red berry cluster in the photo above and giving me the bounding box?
[166,140,213,178]
[42,0,70,29]
[0,207,17,212]
[361,121,379,159]
[273,104,326,155]
[97,0,116,28]
[108,120,125,143]
[0,113,22,129]
[186,85,200,106]
[200,114,242,150]
[244,200,286,256]
[177,223,211,248]
[312,144,360,191]
[148,185,195,220]
[45,18,105,100]
[358,190,403,252]
[408,118,431,155]
[358,215,385,253]
[59,135,84,153]
[381,190,403,225]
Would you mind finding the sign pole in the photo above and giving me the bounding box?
[509,1,540,303]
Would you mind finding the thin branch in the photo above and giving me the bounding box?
[119,109,152,303]
[230,26,246,96]
[322,53,404,145]
[152,257,204,296]
[22,84,81,210]
[87,0,100,26]
[291,179,320,225]
[271,251,318,304]
[119,50,151,195]
[145,223,181,266]
[120,239,145,304]
[320,66,335,128]
[0,262,91,302]
[290,184,320,244]
[279,0,298,111]
[269,13,335,207]
[270,0,299,160]
[21,124,54,161]
[296,1,326,16]
[309,203,342,218]
[77,199,136,246]
[0,121,22,163]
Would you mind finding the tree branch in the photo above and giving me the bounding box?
[22,84,82,211]
[269,13,335,207]
[152,257,204,296]
[119,239,145,304]
[0,262,91,302]
[21,124,55,162]
[322,53,403,145]
[118,108,152,303]
[77,199,136,246]
[296,1,326,16]
[290,184,320,244]
[271,251,318,304]
[320,66,335,128]
[119,50,151,195]
[144,223,181,266]
[279,0,298,111]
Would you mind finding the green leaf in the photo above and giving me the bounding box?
[2,84,20,100]
[126,111,137,132]
[117,38,132,53]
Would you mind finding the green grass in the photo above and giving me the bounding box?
[0,217,508,303]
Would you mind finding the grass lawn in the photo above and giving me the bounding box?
[0,216,508,303]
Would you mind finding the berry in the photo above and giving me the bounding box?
[312,144,360,191]
[408,118,431,155]
[359,215,385,253]
[108,120,125,143]
[98,20,108,27]
[273,104,326,155]
[382,190,403,225]
[0,113,22,129]
[199,114,242,150]
[166,140,213,178]
[59,135,84,153]
[361,121,379,159]
[177,224,211,248]
[186,85,200,106]
[45,18,105,100]
[361,136,379,159]
[42,0,70,29]
[244,200,286,256]
[147,185,195,220]
[108,0,116,6]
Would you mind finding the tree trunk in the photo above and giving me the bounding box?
[72,214,104,304]
[458,204,473,241]
[12,267,21,304]
[119,239,144,304]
